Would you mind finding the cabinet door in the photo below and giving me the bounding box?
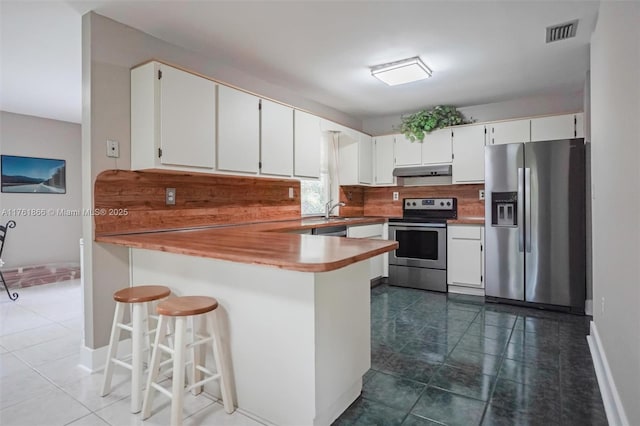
[452,124,486,183]
[488,119,530,145]
[575,112,585,138]
[530,113,576,142]
[217,85,260,173]
[338,134,359,185]
[294,110,321,178]
[422,128,453,164]
[374,135,395,185]
[358,134,373,184]
[394,134,422,166]
[159,64,215,168]
[447,226,484,288]
[261,99,293,176]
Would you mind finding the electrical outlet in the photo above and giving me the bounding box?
[393,191,399,201]
[601,297,605,314]
[479,190,485,200]
[106,140,119,158]
[288,187,294,199]
[165,188,176,205]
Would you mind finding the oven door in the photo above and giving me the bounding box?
[389,223,447,270]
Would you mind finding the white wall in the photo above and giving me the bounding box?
[0,111,82,268]
[362,91,584,136]
[590,2,640,424]
[81,12,362,351]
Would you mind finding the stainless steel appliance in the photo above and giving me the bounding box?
[485,138,586,312]
[389,198,457,292]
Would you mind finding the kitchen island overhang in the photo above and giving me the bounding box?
[97,225,397,426]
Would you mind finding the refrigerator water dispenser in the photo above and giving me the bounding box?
[491,192,518,227]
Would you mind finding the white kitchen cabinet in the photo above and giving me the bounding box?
[217,85,260,173]
[373,135,395,185]
[531,113,580,142]
[422,128,453,164]
[294,110,321,178]
[488,119,530,145]
[131,61,216,170]
[575,112,584,138]
[447,225,484,292]
[358,134,373,184]
[394,134,422,166]
[347,223,387,280]
[452,124,486,184]
[261,99,294,177]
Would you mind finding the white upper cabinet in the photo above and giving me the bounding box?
[488,119,530,145]
[131,61,216,170]
[217,85,260,173]
[531,113,579,142]
[359,134,373,184]
[374,135,395,185]
[452,124,486,184]
[422,128,453,164]
[261,99,293,177]
[294,110,321,178]
[394,134,422,166]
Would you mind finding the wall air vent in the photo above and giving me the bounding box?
[546,20,579,43]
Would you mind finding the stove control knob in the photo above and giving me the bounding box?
[412,202,417,206]
[447,202,451,206]
[440,202,444,206]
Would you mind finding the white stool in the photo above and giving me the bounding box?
[101,285,171,413]
[142,296,234,426]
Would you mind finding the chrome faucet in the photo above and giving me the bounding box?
[325,200,346,219]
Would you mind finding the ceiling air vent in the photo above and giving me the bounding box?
[546,20,579,43]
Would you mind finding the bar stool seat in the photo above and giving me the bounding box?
[101,285,171,413]
[142,296,234,426]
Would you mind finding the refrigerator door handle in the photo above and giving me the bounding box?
[518,167,524,252]
[525,167,532,252]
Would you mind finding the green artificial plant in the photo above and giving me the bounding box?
[398,105,471,142]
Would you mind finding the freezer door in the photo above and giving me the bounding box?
[485,143,525,300]
[524,139,586,309]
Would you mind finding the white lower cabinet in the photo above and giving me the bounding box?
[347,223,387,280]
[447,225,484,295]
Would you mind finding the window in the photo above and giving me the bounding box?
[301,135,330,215]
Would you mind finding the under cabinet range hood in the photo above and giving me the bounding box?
[392,165,452,177]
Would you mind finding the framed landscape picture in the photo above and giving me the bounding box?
[1,155,66,194]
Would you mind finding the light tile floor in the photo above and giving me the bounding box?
[0,280,265,426]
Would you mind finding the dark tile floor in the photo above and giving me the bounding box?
[334,284,608,426]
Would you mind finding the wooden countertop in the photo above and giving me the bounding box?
[96,217,397,273]
[447,216,485,225]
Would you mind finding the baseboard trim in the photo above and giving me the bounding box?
[79,338,132,373]
[447,285,485,297]
[587,321,629,426]
[585,299,593,316]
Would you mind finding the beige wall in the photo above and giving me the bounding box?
[81,12,361,349]
[362,91,584,136]
[0,111,82,268]
[590,1,640,424]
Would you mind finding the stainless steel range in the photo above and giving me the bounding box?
[388,198,457,292]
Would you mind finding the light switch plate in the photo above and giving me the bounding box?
[288,187,294,199]
[106,140,120,158]
[166,188,176,205]
[393,191,399,201]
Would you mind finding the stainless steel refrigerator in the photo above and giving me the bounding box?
[485,139,586,312]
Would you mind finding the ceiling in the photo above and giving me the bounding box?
[1,1,598,125]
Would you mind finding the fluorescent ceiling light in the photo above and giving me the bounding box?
[371,57,432,86]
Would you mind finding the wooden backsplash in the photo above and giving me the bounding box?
[94,169,301,235]
[340,184,485,219]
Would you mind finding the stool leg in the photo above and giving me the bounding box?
[142,314,167,420]
[131,302,145,413]
[101,301,124,396]
[189,316,203,396]
[171,317,187,426]
[207,311,235,413]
